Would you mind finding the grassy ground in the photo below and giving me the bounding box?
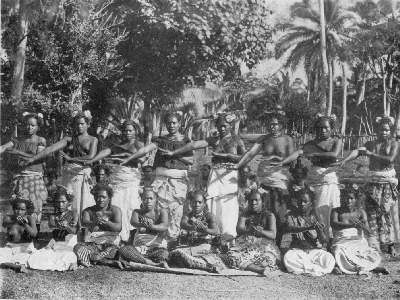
[1,141,400,299]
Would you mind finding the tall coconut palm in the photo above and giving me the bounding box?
[275,0,359,115]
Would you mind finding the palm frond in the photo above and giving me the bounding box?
[290,6,320,25]
[285,40,318,72]
[275,29,318,58]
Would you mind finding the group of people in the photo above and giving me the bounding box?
[0,108,398,277]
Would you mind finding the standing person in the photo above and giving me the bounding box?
[140,165,155,188]
[91,164,111,185]
[23,110,98,222]
[157,113,246,239]
[194,163,212,192]
[276,115,342,240]
[0,112,48,221]
[330,185,383,274]
[335,115,400,256]
[232,108,295,246]
[117,112,193,242]
[82,120,144,242]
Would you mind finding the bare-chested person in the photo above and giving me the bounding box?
[335,114,399,256]
[158,113,246,239]
[277,115,342,241]
[233,108,294,247]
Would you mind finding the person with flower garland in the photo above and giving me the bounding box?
[23,111,98,223]
[283,187,335,276]
[330,184,384,275]
[0,112,48,222]
[334,115,400,256]
[27,185,78,271]
[116,112,194,243]
[232,106,295,246]
[275,115,342,241]
[155,113,246,240]
[80,120,145,242]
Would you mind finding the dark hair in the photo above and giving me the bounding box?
[121,120,142,139]
[314,115,336,131]
[91,183,114,199]
[142,165,154,172]
[91,164,112,177]
[52,185,74,203]
[289,157,308,178]
[245,188,262,202]
[163,112,182,124]
[73,111,92,125]
[267,113,288,126]
[24,113,43,127]
[11,198,34,215]
[188,190,207,202]
[46,169,58,180]
[140,187,156,199]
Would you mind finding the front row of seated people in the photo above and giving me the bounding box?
[2,180,385,276]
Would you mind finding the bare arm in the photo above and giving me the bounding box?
[81,210,98,229]
[120,143,158,165]
[367,140,399,164]
[24,216,38,237]
[307,139,342,158]
[258,213,277,240]
[0,141,14,155]
[172,140,209,156]
[26,137,70,164]
[147,209,169,232]
[200,213,218,236]
[2,216,13,228]
[98,206,122,232]
[236,215,252,236]
[81,148,112,165]
[277,149,303,166]
[235,143,262,169]
[180,215,195,231]
[69,137,98,161]
[130,210,141,228]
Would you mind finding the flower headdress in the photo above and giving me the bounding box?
[23,112,43,119]
[316,113,337,121]
[71,110,92,120]
[339,183,359,194]
[214,112,237,124]
[376,115,395,126]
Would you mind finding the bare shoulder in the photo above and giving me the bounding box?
[283,134,294,142]
[364,140,374,150]
[110,204,121,214]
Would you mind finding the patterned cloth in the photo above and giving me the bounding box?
[108,165,142,242]
[152,168,189,241]
[178,211,214,246]
[222,209,281,271]
[332,228,381,274]
[51,210,76,241]
[364,169,400,245]
[13,172,47,222]
[285,212,320,249]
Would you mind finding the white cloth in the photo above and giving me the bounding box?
[85,231,121,246]
[332,228,381,274]
[257,163,290,191]
[152,168,189,241]
[0,242,35,266]
[307,166,340,238]
[62,163,94,221]
[206,165,238,239]
[284,249,335,276]
[109,165,142,241]
[27,235,77,271]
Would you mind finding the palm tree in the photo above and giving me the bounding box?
[275,0,358,115]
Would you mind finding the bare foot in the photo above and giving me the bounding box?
[158,261,169,269]
[68,263,78,271]
[212,266,222,274]
[18,265,29,274]
[116,261,125,270]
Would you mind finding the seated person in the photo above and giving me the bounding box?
[0,196,37,273]
[118,188,169,267]
[284,188,335,276]
[49,185,78,241]
[73,183,122,268]
[331,184,384,275]
[3,196,37,243]
[169,190,225,273]
[140,165,155,188]
[220,189,281,276]
[28,185,78,271]
[91,164,111,185]
[46,170,58,200]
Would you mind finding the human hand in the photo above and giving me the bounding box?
[83,160,94,165]
[113,158,129,165]
[196,222,207,232]
[6,148,20,155]
[111,153,130,158]
[139,227,146,233]
[270,162,283,167]
[57,220,68,228]
[332,160,345,167]
[311,222,324,230]
[97,217,109,226]
[16,216,28,225]
[145,218,154,229]
[158,149,174,157]
[60,151,72,162]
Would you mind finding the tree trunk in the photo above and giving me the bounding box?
[356,66,366,106]
[306,73,311,105]
[341,64,347,135]
[10,0,29,104]
[327,60,333,115]
[381,57,387,115]
[396,103,400,138]
[319,0,329,114]
[143,99,152,145]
